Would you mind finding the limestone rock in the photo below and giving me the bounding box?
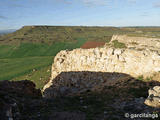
[145,86,160,108]
[43,47,160,98]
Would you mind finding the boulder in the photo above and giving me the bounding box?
[145,86,160,108]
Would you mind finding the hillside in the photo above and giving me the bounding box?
[120,27,160,38]
[1,26,160,45]
[0,26,120,45]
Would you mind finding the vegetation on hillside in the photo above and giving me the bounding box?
[112,40,127,48]
[0,56,52,81]
[0,37,86,88]
[0,26,119,45]
[0,38,86,59]
[120,27,160,38]
[12,66,51,89]
[1,26,160,45]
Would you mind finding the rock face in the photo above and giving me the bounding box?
[110,35,160,52]
[43,47,160,98]
[51,48,160,79]
[145,86,160,108]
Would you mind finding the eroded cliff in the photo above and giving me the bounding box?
[43,47,160,98]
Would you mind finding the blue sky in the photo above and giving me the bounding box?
[0,0,160,30]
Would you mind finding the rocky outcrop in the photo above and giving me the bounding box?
[43,47,160,98]
[52,48,160,79]
[0,80,41,120]
[110,35,160,52]
[145,86,160,108]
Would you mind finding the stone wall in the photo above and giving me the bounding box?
[43,47,160,97]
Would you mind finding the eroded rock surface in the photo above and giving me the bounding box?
[43,47,160,98]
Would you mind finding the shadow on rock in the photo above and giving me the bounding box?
[1,72,160,120]
[0,80,41,120]
[43,71,160,98]
[42,71,160,119]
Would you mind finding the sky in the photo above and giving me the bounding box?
[0,0,160,30]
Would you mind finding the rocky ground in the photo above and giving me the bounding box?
[110,35,160,53]
[1,78,160,120]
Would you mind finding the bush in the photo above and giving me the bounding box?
[112,40,127,48]
[137,75,144,81]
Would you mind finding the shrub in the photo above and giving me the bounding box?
[137,75,144,81]
[112,40,126,48]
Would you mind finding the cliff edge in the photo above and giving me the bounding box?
[43,47,160,98]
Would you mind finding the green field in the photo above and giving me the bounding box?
[12,65,52,89]
[0,37,86,89]
[0,57,52,87]
[1,26,160,89]
[0,38,86,58]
